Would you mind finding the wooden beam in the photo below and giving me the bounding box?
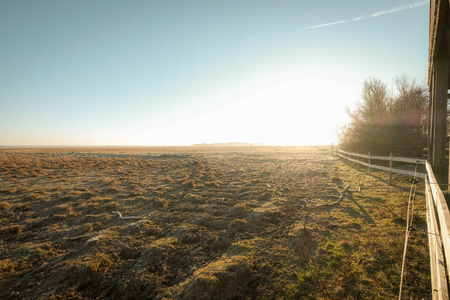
[430,0,443,70]
[430,72,435,163]
[432,44,448,185]
[425,175,449,299]
[445,30,450,55]
[429,1,450,87]
[427,162,450,296]
[431,1,448,64]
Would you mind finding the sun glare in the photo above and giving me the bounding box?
[101,72,359,147]
[194,75,360,146]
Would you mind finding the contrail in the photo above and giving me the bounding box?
[303,0,429,30]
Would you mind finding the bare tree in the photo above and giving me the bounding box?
[391,76,428,153]
[339,76,428,155]
[341,78,392,153]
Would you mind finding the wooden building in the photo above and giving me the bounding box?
[429,0,450,185]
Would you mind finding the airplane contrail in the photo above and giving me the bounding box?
[303,0,429,30]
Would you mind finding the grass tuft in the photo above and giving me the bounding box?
[0,201,11,210]
[229,219,248,232]
[0,224,23,237]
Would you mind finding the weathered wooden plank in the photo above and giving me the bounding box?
[429,73,435,162]
[429,0,444,69]
[370,165,425,178]
[431,46,448,184]
[429,0,436,75]
[425,175,449,299]
[427,162,450,288]
[382,156,426,164]
[337,153,370,168]
[337,150,370,159]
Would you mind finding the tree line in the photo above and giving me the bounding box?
[338,76,428,156]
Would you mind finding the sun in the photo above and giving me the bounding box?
[192,74,360,146]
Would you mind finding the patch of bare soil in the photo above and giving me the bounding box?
[0,146,430,299]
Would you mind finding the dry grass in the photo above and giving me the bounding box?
[0,146,430,299]
[0,225,23,237]
[0,201,11,210]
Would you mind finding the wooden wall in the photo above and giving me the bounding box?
[429,0,449,185]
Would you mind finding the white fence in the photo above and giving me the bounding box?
[337,149,450,298]
[425,162,450,299]
[337,149,426,179]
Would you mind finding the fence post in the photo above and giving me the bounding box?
[331,143,334,157]
[368,152,371,175]
[357,151,359,171]
[389,153,393,185]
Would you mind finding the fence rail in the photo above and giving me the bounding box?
[337,149,450,298]
[337,149,427,164]
[425,162,450,299]
[337,149,426,179]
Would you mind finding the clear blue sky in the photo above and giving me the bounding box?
[0,0,429,146]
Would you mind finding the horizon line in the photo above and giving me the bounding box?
[0,143,330,148]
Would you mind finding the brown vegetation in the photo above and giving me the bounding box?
[0,146,430,299]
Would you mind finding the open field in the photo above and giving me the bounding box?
[0,146,430,299]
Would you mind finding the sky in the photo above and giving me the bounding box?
[0,0,430,146]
